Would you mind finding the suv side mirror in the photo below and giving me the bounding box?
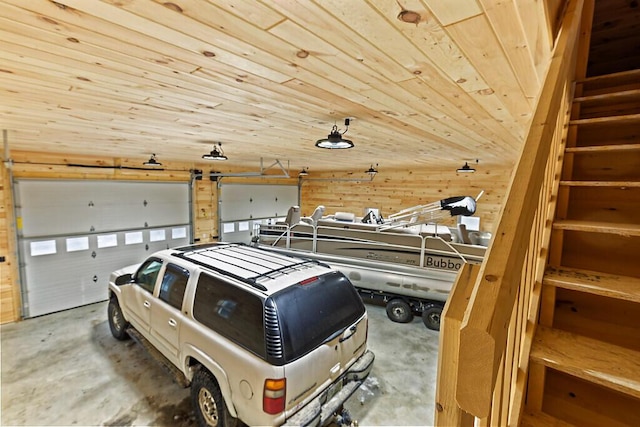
[115,274,133,286]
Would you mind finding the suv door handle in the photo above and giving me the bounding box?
[168,319,177,327]
[339,325,357,343]
[143,301,151,309]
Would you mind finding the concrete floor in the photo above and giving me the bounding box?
[1,300,439,426]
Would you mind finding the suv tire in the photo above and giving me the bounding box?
[108,298,130,340]
[191,368,237,427]
[385,299,414,323]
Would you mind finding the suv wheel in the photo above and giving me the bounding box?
[191,368,237,427]
[421,304,443,331]
[385,299,414,323]
[108,298,130,340]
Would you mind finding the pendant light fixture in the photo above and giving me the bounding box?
[365,163,378,179]
[457,160,477,173]
[202,142,228,161]
[298,167,309,176]
[315,118,354,149]
[143,153,162,167]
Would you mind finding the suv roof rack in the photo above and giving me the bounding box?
[172,243,327,292]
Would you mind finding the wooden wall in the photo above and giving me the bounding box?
[0,160,20,324]
[0,152,510,323]
[300,167,510,233]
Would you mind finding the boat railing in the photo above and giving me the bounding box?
[260,221,475,269]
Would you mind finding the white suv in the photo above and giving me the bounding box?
[107,242,374,426]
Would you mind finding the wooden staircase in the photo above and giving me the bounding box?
[524,69,640,426]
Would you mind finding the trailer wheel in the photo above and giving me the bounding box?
[422,304,443,331]
[385,299,414,323]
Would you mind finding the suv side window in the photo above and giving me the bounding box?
[134,258,163,294]
[159,264,190,310]
[193,273,265,358]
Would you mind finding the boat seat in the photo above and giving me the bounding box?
[301,205,325,226]
[335,211,356,222]
[277,206,300,226]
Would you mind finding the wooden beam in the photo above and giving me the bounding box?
[434,263,479,427]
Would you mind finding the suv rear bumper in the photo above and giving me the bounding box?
[283,350,375,427]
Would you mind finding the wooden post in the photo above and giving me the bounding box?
[434,263,479,426]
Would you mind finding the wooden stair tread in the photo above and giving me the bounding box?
[578,70,640,95]
[553,219,640,236]
[559,180,640,188]
[521,410,575,427]
[531,327,640,399]
[578,69,640,85]
[573,88,640,103]
[565,144,640,153]
[543,266,640,303]
[569,113,640,126]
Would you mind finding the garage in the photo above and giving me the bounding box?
[2,1,640,426]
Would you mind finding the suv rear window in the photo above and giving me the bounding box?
[193,273,266,358]
[271,271,365,362]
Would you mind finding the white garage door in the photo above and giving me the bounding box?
[219,184,298,243]
[15,180,191,317]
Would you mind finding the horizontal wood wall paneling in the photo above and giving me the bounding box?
[0,160,20,324]
[300,167,508,233]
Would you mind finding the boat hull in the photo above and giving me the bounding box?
[259,245,456,303]
[257,222,486,303]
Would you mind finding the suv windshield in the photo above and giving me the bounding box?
[271,271,365,362]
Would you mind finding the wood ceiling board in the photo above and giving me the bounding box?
[0,0,294,93]
[260,0,415,83]
[369,0,489,93]
[0,0,554,171]
[445,14,533,123]
[55,0,293,83]
[0,8,197,76]
[422,0,484,26]
[479,0,541,100]
[516,0,553,76]
[0,34,355,130]
[199,0,286,30]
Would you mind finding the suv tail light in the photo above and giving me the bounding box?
[263,378,286,414]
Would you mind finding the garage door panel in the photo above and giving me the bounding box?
[17,181,189,236]
[219,184,297,243]
[17,180,191,317]
[220,184,297,220]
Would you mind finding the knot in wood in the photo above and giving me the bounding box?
[484,274,499,282]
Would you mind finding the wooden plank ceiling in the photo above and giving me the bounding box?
[0,0,554,172]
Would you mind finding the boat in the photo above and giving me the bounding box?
[253,196,490,329]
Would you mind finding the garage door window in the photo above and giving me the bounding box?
[30,240,57,256]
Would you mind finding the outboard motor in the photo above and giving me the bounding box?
[440,196,476,217]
